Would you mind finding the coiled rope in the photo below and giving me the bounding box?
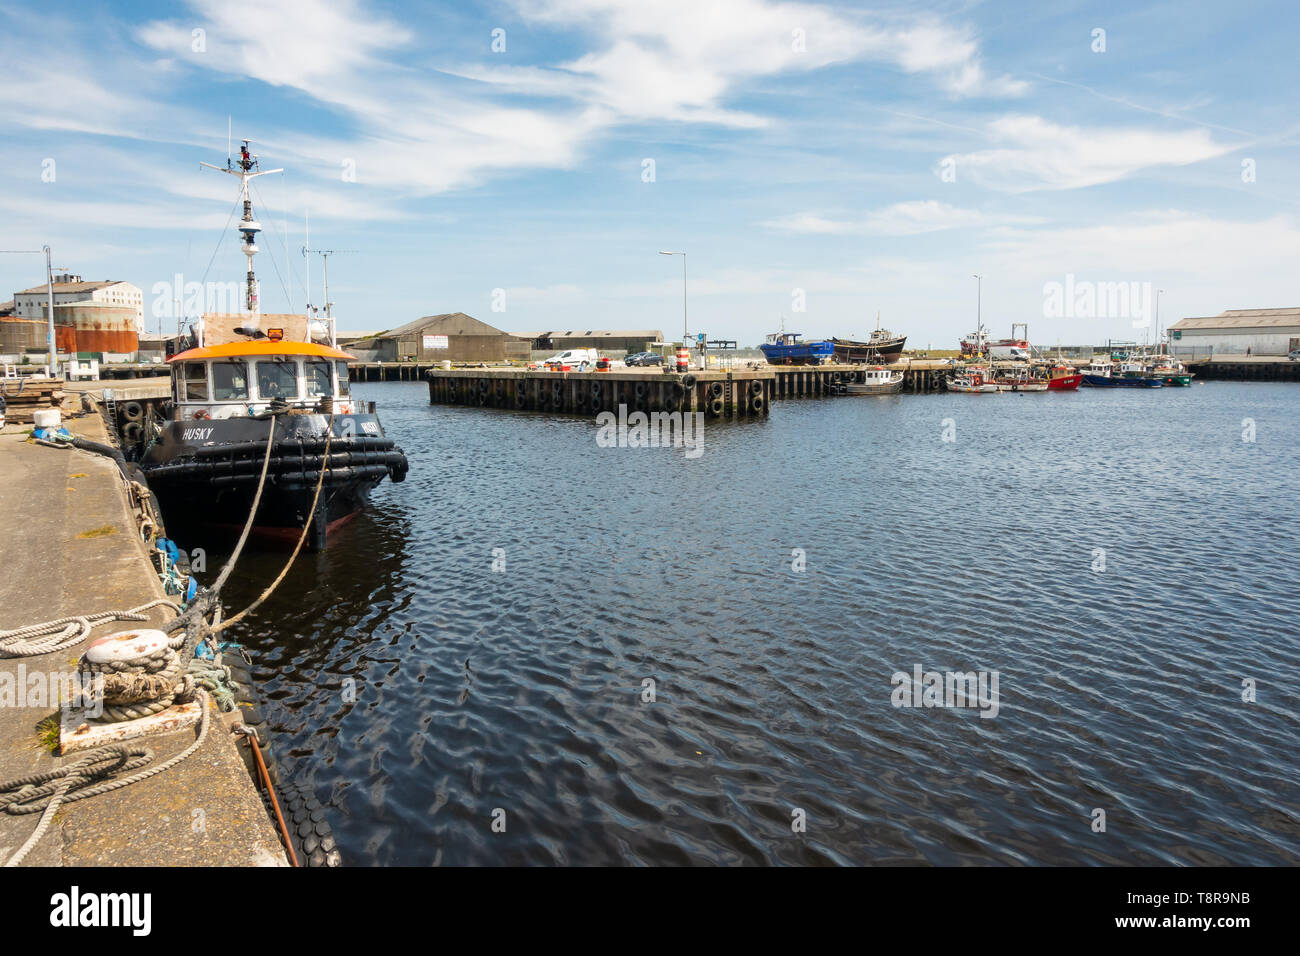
[1,689,211,867]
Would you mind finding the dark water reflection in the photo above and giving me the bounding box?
[205,380,1300,865]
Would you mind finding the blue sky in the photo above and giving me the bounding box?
[2,0,1298,347]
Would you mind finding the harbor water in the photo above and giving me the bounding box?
[210,381,1300,865]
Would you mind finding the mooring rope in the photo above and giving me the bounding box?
[0,600,181,659]
[211,413,334,635]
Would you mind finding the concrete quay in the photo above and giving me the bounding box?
[0,414,286,866]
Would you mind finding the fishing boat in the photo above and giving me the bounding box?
[960,323,1028,357]
[138,140,408,551]
[948,367,1001,393]
[831,316,906,364]
[1046,364,1082,390]
[760,331,834,365]
[1080,358,1162,387]
[1146,354,1194,386]
[843,366,904,394]
[992,365,1048,392]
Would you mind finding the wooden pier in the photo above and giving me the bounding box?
[421,359,952,415]
[770,360,949,397]
[426,367,774,418]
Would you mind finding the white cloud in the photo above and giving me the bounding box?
[941,115,1237,192]
[763,200,1032,235]
[460,2,1027,123]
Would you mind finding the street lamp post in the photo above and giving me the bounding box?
[1156,289,1164,352]
[659,251,687,345]
[972,274,983,353]
[1,246,59,374]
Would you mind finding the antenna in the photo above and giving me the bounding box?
[303,212,312,317]
[306,248,357,348]
[200,135,283,315]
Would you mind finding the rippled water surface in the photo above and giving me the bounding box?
[210,381,1300,865]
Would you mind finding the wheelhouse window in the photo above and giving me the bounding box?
[304,359,332,397]
[182,362,209,402]
[211,360,250,401]
[256,359,300,400]
[335,361,351,396]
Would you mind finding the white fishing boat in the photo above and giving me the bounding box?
[844,366,904,395]
[948,368,1001,393]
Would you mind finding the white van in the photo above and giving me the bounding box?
[541,348,600,369]
[990,345,1030,361]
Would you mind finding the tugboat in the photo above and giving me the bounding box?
[759,331,835,365]
[138,141,408,550]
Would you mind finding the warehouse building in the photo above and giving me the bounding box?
[521,329,664,354]
[1168,308,1300,357]
[358,313,531,363]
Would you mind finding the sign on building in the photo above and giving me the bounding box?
[422,334,449,350]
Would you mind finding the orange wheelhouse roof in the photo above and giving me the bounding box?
[168,341,356,363]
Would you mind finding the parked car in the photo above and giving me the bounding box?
[624,351,665,367]
[539,348,600,369]
[1288,348,1300,361]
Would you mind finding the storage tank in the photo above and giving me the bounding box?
[35,301,138,353]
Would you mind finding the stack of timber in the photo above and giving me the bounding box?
[0,377,66,424]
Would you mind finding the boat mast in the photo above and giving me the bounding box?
[201,139,283,317]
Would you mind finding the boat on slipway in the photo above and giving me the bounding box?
[137,141,408,551]
[760,331,835,365]
[832,317,907,364]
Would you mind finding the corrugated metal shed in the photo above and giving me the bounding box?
[1169,308,1300,330]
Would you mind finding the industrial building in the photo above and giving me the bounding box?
[1168,308,1300,356]
[354,313,531,363]
[519,329,664,354]
[12,274,145,333]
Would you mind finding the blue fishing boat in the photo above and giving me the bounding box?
[760,332,835,365]
[1080,359,1163,388]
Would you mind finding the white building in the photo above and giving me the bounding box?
[1168,308,1300,357]
[12,274,145,334]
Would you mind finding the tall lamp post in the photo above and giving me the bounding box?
[659,250,687,345]
[1155,289,1164,352]
[972,273,983,353]
[1,245,58,374]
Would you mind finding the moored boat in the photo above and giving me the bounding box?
[1080,358,1162,387]
[137,140,408,551]
[992,365,1048,392]
[948,367,1001,393]
[843,366,904,394]
[760,331,835,365]
[1147,354,1194,386]
[1046,365,1082,390]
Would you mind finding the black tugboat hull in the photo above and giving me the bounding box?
[831,336,906,364]
[139,413,408,551]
